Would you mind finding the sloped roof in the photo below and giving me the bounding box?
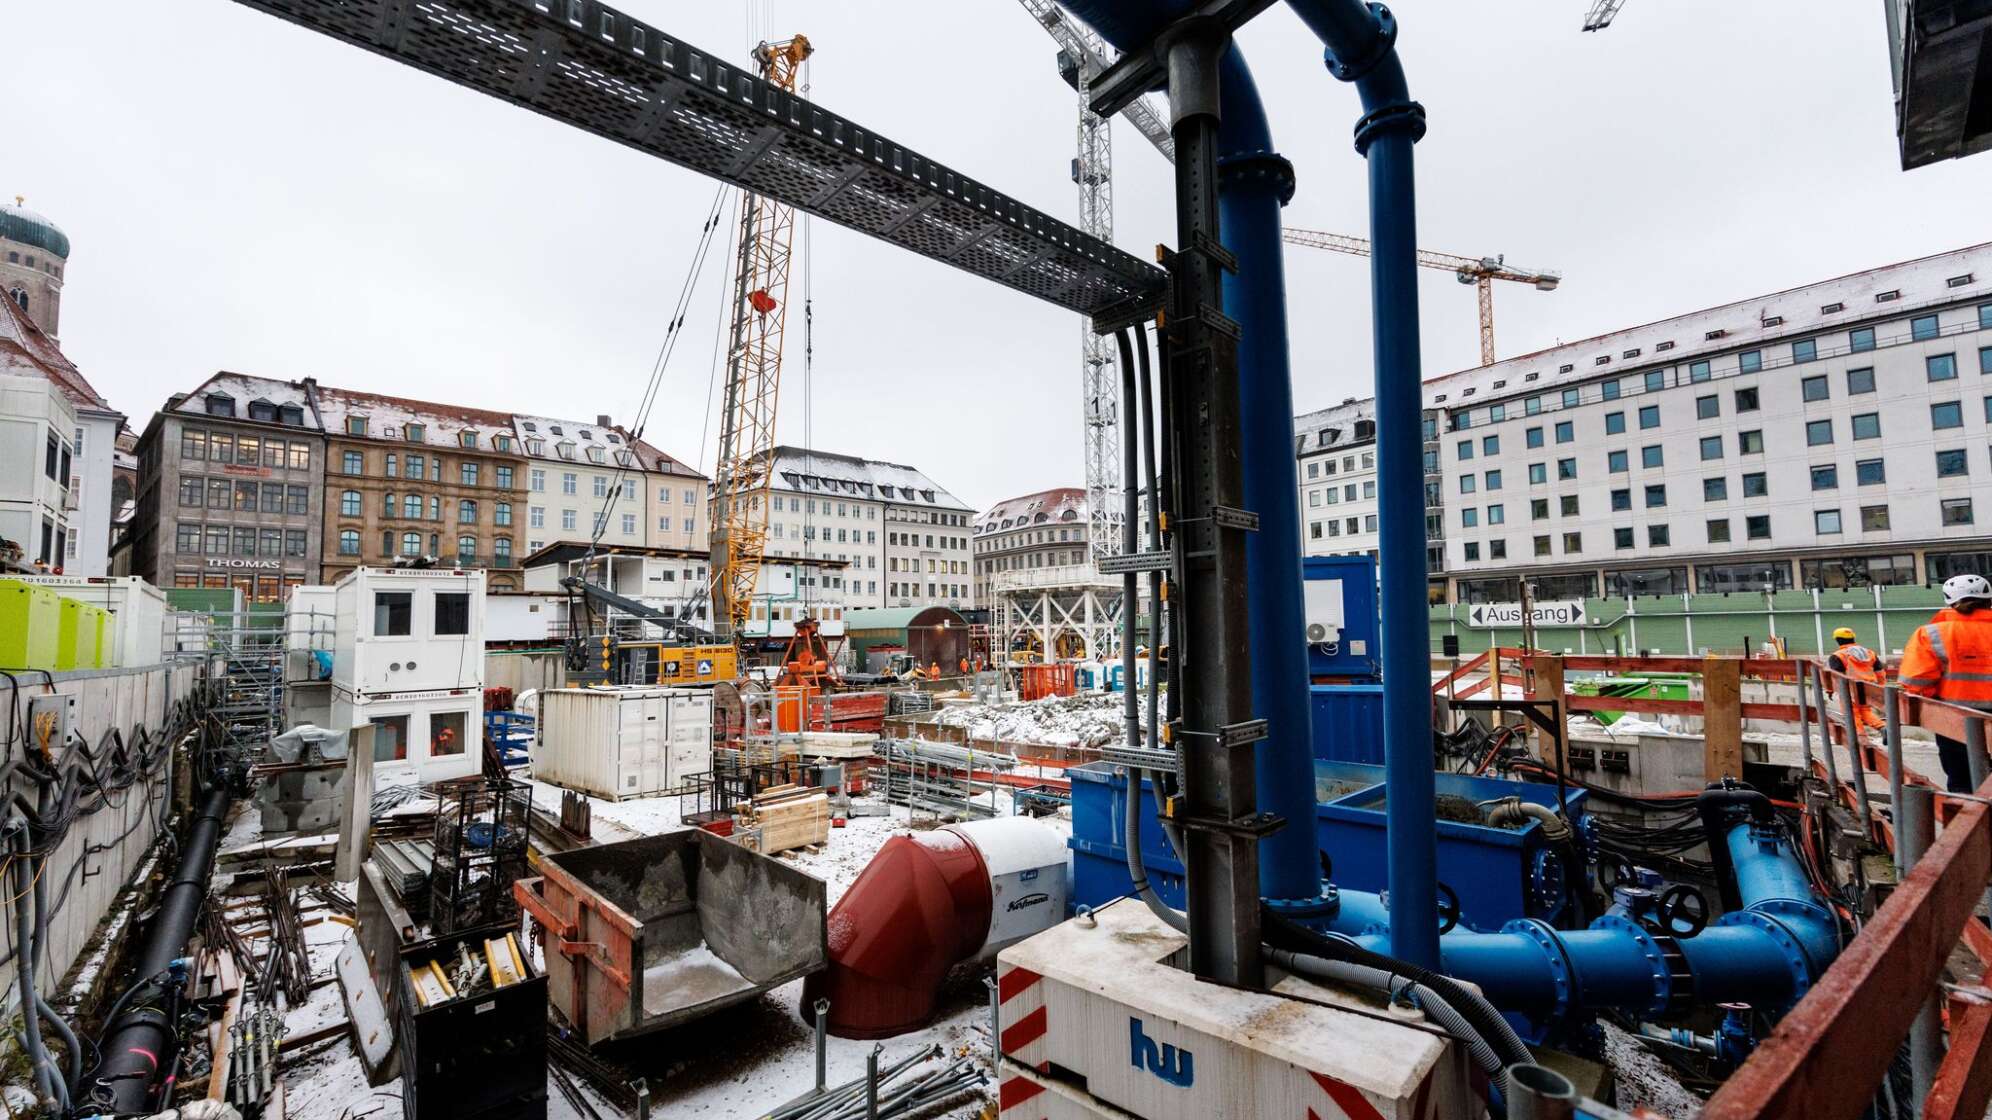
[628,435,708,479]
[0,287,112,412]
[315,385,518,448]
[977,487,1087,533]
[763,445,971,511]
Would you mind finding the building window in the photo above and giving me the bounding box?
[1707,518,1731,543]
[1932,402,1964,430]
[1815,509,1843,534]
[529,506,544,528]
[1746,514,1772,540]
[1558,457,1577,480]
[1555,421,1574,443]
[1862,505,1891,531]
[1638,405,1660,430]
[496,465,513,489]
[339,529,360,555]
[1641,445,1664,468]
[1613,527,1634,549]
[1525,426,1543,449]
[561,509,577,531]
[1481,434,1499,456]
[342,450,362,474]
[288,486,308,514]
[1525,396,1542,415]
[1461,508,1478,528]
[1528,463,1547,484]
[1458,439,1474,461]
[1561,389,1580,408]
[1648,524,1671,547]
[1850,326,1875,352]
[1611,489,1631,512]
[1560,494,1580,516]
[1689,360,1710,383]
[1487,504,1505,525]
[1795,374,1830,402]
[1704,477,1728,501]
[1608,450,1628,473]
[622,513,637,535]
[1792,338,1818,363]
[1605,412,1625,435]
[495,501,512,526]
[1811,464,1839,489]
[1484,469,1502,491]
[1846,367,1875,395]
[1856,458,1886,485]
[1644,484,1667,508]
[494,538,513,564]
[1601,379,1622,400]
[406,455,426,480]
[1938,448,1970,478]
[1459,476,1476,494]
[1644,370,1664,392]
[1943,498,1975,526]
[530,468,545,492]
[1534,535,1552,556]
[1739,350,1763,373]
[1735,387,1760,412]
[340,490,361,516]
[1805,419,1834,446]
[1912,314,1941,341]
[1700,435,1723,461]
[461,461,480,486]
[562,473,578,495]
[205,393,236,417]
[1563,532,1582,553]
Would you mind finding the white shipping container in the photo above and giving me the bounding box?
[18,576,167,668]
[330,686,484,789]
[534,687,714,801]
[332,567,486,698]
[996,899,1473,1120]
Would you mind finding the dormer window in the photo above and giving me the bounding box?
[494,435,512,452]
[522,421,538,433]
[1761,316,1783,328]
[460,430,478,448]
[279,405,305,426]
[526,439,546,456]
[204,393,236,417]
[1875,290,1901,303]
[346,416,367,435]
[381,427,398,440]
[549,425,564,436]
[405,424,425,442]
[586,446,606,464]
[606,433,621,444]
[556,442,575,460]
[248,398,278,422]
[614,449,634,466]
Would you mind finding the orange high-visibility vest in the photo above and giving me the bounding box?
[1900,611,1992,709]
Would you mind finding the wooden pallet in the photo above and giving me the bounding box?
[732,785,830,855]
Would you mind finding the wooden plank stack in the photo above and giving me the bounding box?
[733,785,830,855]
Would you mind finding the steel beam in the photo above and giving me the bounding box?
[226,0,1165,323]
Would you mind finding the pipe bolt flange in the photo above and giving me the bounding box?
[1215,150,1296,205]
[1265,884,1340,924]
[1323,2,1398,84]
[1589,914,1676,1016]
[1502,918,1575,1024]
[1717,909,1815,1007]
[1352,100,1428,155]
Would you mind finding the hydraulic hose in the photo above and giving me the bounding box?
[1267,947,1506,1077]
[10,819,54,1105]
[1264,908,1533,1071]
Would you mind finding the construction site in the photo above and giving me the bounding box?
[5,1,1992,1119]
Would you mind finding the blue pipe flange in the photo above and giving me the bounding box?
[1216,150,1297,205]
[1321,2,1397,83]
[1501,918,1576,1026]
[1587,914,1676,1017]
[1351,99,1427,154]
[1749,897,1837,977]
[1715,908,1818,1008]
[1529,846,1567,917]
[1266,884,1341,928]
[1573,812,1602,865]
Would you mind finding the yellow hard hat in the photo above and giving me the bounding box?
[1832,626,1857,641]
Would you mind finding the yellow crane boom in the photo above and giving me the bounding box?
[709,35,812,642]
[1282,226,1560,366]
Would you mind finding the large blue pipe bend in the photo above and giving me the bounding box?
[1339,821,1838,1022]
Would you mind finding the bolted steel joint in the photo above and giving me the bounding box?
[1163,20,1231,126]
[1353,99,1427,155]
[1216,150,1297,205]
[1323,3,1399,84]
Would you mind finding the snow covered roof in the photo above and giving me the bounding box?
[0,288,115,414]
[315,386,517,450]
[169,372,320,428]
[764,445,971,511]
[1424,241,1992,410]
[628,435,708,480]
[1293,399,1375,457]
[511,412,643,470]
[977,487,1087,534]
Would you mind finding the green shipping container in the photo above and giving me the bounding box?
[0,580,60,670]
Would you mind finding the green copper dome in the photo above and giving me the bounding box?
[0,202,70,260]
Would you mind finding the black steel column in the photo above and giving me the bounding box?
[1160,20,1270,989]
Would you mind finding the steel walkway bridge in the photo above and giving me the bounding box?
[229,0,1167,326]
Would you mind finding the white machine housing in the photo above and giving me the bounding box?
[332,567,486,698]
[532,686,714,801]
[17,575,167,668]
[945,816,1070,958]
[1302,576,1346,647]
[330,686,483,789]
[996,898,1472,1120]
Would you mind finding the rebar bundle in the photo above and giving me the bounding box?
[759,1044,987,1120]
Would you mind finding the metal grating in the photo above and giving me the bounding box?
[228,0,1167,321]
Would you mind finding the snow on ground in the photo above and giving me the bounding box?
[932,690,1139,748]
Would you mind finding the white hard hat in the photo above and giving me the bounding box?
[1944,573,1992,606]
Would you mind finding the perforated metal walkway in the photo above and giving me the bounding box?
[230,0,1167,323]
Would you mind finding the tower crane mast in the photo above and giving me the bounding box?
[1583,0,1630,31]
[709,35,812,642]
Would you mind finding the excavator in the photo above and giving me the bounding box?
[560,575,738,687]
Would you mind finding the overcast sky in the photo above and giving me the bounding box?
[7,1,1990,514]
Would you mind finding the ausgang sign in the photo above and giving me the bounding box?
[1464,600,1585,628]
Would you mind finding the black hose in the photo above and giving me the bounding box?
[1262,908,1534,1070]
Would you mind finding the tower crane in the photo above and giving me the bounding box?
[1020,4,1560,375]
[709,35,812,643]
[1282,227,1561,366]
[1583,0,1630,31]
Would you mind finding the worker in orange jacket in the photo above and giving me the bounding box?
[1825,626,1884,736]
[1899,574,1992,792]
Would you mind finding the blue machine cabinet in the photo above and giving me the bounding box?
[1302,555,1379,679]
[1068,761,1587,930]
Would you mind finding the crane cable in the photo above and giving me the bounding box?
[583,183,732,560]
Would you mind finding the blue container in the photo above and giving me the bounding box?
[1310,683,1384,764]
[1068,761,1587,930]
[1302,555,1380,679]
